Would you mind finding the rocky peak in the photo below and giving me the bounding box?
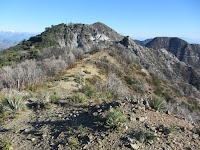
[120,36,136,48]
[45,22,123,51]
[90,22,123,41]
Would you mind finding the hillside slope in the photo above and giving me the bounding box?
[0,50,199,150]
[146,37,200,69]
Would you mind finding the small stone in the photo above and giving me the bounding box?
[130,115,136,121]
[97,109,102,112]
[58,114,62,117]
[166,110,171,115]
[122,124,128,130]
[137,116,147,121]
[93,112,98,116]
[130,143,139,150]
[88,134,93,141]
[150,126,156,132]
[132,108,137,113]
[145,123,150,129]
[193,134,199,139]
[138,106,145,111]
[50,143,55,146]
[24,129,29,133]
[31,138,36,142]
[83,144,88,149]
[127,137,134,143]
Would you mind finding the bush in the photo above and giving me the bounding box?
[149,96,165,111]
[196,123,200,135]
[68,137,79,147]
[39,92,51,104]
[69,93,86,104]
[101,56,109,63]
[138,72,147,76]
[82,85,95,98]
[154,88,163,96]
[106,108,127,130]
[0,137,12,150]
[83,70,91,74]
[86,75,102,85]
[148,73,162,86]
[136,130,156,143]
[124,76,137,85]
[1,94,26,113]
[50,95,61,103]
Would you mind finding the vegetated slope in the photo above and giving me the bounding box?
[0,22,122,67]
[146,37,200,69]
[0,49,199,150]
[134,38,153,46]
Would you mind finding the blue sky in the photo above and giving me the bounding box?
[1,0,200,43]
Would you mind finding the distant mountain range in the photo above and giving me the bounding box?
[0,31,37,51]
[133,39,153,46]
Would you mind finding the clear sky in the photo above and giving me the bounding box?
[1,0,200,43]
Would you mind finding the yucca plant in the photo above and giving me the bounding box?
[39,92,51,104]
[106,108,127,130]
[149,96,165,111]
[2,94,26,113]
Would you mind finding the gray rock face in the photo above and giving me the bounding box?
[146,37,200,69]
[50,22,123,51]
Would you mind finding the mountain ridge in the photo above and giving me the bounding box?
[146,37,200,69]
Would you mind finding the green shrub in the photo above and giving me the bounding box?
[146,78,153,85]
[2,94,26,113]
[60,77,69,81]
[124,76,137,85]
[151,74,162,86]
[134,64,142,71]
[83,70,91,74]
[106,108,127,130]
[149,96,165,111]
[39,92,51,104]
[136,130,157,143]
[0,137,12,150]
[162,92,176,103]
[69,93,86,104]
[169,125,179,133]
[0,113,10,122]
[82,85,95,98]
[154,88,163,96]
[68,138,79,147]
[50,95,60,103]
[101,56,109,63]
[196,123,200,135]
[44,103,52,109]
[181,101,194,113]
[138,72,147,76]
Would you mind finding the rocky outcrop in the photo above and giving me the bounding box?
[45,22,123,51]
[145,37,200,69]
